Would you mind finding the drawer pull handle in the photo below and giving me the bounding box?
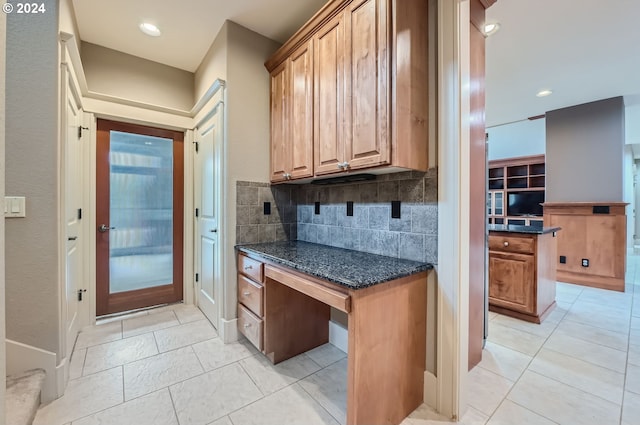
[243,291,251,296]
[503,241,509,247]
[244,323,251,328]
[244,265,253,270]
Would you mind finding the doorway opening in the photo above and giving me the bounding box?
[96,119,184,316]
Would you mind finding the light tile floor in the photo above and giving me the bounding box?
[34,255,640,425]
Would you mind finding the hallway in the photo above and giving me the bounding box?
[33,256,640,425]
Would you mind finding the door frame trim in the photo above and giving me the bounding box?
[435,0,471,419]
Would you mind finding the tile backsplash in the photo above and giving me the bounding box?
[236,181,297,244]
[297,170,438,264]
[236,169,438,264]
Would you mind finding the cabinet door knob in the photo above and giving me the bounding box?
[244,323,251,328]
[243,291,251,296]
[503,241,509,247]
[244,265,253,270]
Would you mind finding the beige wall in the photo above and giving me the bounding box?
[546,97,625,202]
[195,23,229,102]
[81,42,195,111]
[1,6,7,419]
[5,1,61,355]
[195,21,279,322]
[223,22,280,320]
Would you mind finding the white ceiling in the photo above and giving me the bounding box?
[486,0,640,128]
[71,0,327,72]
[72,0,640,127]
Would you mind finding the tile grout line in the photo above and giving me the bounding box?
[483,292,571,421]
[297,377,345,425]
[237,355,267,398]
[166,384,181,424]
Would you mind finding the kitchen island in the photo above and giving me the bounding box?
[488,224,561,323]
[236,241,433,425]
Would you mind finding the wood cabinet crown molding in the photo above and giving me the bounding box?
[265,0,353,72]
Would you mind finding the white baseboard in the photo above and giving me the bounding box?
[220,317,238,343]
[424,371,437,411]
[6,339,60,403]
[329,320,348,354]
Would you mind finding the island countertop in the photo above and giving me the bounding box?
[236,240,433,290]
[488,224,561,235]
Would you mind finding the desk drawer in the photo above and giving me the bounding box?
[489,234,534,254]
[239,254,263,283]
[238,303,263,351]
[238,274,264,317]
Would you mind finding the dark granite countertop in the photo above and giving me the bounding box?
[488,224,561,235]
[236,241,433,290]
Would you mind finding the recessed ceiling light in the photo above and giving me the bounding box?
[536,89,553,97]
[484,22,500,36]
[139,22,161,37]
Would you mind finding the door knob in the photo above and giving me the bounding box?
[98,224,115,233]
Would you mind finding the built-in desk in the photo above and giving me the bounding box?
[236,241,432,425]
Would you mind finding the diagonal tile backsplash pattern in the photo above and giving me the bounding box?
[236,169,438,264]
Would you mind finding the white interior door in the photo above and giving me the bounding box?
[63,72,84,361]
[194,103,223,329]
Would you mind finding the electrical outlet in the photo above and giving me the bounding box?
[346,201,354,217]
[391,201,401,219]
[314,202,320,215]
[582,258,589,267]
[559,256,566,264]
[263,202,271,215]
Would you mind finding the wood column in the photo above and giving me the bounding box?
[468,0,496,370]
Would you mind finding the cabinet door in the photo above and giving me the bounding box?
[270,62,289,182]
[289,41,314,179]
[314,12,346,175]
[489,251,535,314]
[344,0,390,170]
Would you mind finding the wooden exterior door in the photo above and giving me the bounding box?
[96,120,184,316]
[314,12,346,175]
[344,0,390,170]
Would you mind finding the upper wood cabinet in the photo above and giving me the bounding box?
[313,12,346,175]
[266,0,429,182]
[270,41,314,182]
[343,0,390,172]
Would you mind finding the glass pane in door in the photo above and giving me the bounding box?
[494,192,504,216]
[109,131,174,293]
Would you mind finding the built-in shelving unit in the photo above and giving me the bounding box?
[488,154,545,227]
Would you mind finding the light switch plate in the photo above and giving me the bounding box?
[5,196,26,218]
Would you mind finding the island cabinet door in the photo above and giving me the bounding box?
[343,0,390,171]
[489,251,535,314]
